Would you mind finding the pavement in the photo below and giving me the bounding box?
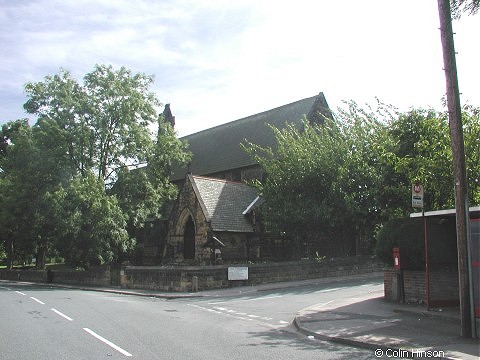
[293,293,480,360]
[2,274,479,359]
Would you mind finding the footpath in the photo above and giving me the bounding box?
[2,273,478,359]
[293,293,479,360]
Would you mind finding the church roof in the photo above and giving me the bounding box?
[172,92,331,180]
[190,175,259,233]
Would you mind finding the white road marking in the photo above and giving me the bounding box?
[208,295,283,304]
[51,308,73,321]
[15,291,26,296]
[83,328,132,357]
[313,287,343,294]
[188,304,253,321]
[30,297,45,305]
[189,304,285,326]
[310,300,335,308]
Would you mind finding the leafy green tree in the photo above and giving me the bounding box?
[25,65,162,186]
[335,100,397,252]
[461,105,480,204]
[0,120,38,268]
[380,109,454,212]
[51,174,131,268]
[112,118,191,230]
[246,119,354,257]
[20,65,190,265]
[378,106,479,213]
[245,102,479,259]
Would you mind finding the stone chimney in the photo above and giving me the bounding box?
[163,104,175,128]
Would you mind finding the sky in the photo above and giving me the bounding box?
[1,0,479,137]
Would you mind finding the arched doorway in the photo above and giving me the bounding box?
[183,216,195,260]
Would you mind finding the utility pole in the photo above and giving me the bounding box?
[437,0,473,338]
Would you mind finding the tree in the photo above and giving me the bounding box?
[335,100,397,252]
[245,101,479,260]
[450,0,479,17]
[245,116,378,258]
[380,109,454,212]
[24,65,162,186]
[462,105,480,205]
[0,65,190,268]
[0,120,37,268]
[51,174,131,268]
[112,118,191,231]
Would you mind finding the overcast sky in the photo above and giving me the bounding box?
[1,0,479,136]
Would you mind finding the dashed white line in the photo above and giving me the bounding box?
[30,297,45,305]
[209,295,283,304]
[190,304,288,326]
[51,308,73,321]
[83,328,132,357]
[10,286,132,357]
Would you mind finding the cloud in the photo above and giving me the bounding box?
[1,0,479,135]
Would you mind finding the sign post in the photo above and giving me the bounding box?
[412,183,424,209]
[413,182,429,309]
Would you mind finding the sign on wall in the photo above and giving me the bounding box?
[228,267,248,280]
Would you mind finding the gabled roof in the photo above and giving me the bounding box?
[190,175,259,233]
[172,92,331,180]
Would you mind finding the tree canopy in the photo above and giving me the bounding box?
[0,65,190,269]
[245,102,480,258]
[450,0,480,18]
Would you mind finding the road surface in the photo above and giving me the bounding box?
[0,274,393,359]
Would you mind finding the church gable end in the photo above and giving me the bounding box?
[166,175,211,264]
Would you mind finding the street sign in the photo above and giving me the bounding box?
[412,183,424,208]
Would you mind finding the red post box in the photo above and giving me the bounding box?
[393,247,401,270]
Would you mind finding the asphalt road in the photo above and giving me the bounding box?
[0,274,387,360]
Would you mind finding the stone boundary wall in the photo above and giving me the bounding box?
[0,269,47,283]
[52,267,111,287]
[0,256,382,292]
[122,256,383,292]
[0,266,111,287]
[384,268,460,306]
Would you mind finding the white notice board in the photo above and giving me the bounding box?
[228,267,248,280]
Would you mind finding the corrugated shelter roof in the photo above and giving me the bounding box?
[190,175,259,233]
[172,92,331,180]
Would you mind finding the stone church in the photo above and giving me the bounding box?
[142,92,332,265]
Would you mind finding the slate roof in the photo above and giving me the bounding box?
[172,92,331,180]
[190,175,259,233]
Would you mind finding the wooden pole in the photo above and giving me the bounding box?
[437,0,473,338]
